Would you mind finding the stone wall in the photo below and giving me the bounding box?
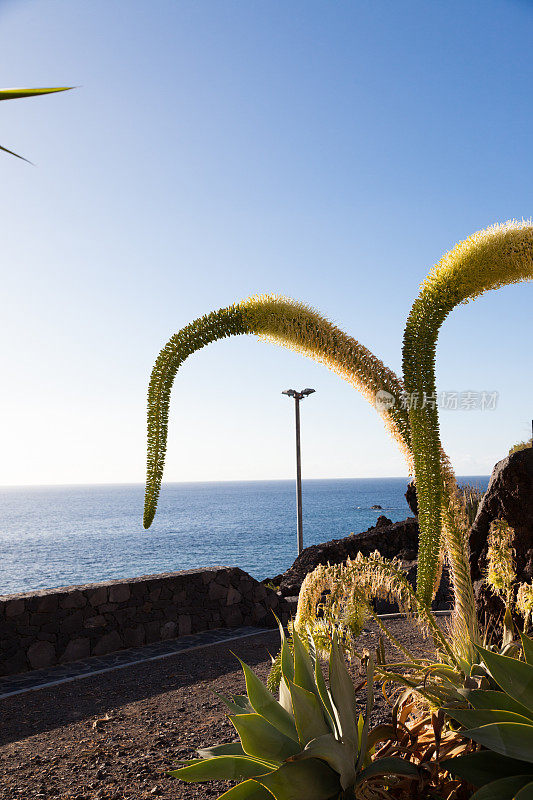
[0,567,289,677]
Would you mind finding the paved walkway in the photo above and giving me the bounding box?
[0,626,271,700]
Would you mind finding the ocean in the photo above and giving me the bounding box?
[0,477,489,596]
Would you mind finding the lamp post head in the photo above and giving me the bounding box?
[282,388,316,400]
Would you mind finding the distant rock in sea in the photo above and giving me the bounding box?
[371,504,383,510]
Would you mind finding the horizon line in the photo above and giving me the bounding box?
[0,474,491,490]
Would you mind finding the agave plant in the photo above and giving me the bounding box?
[443,632,533,799]
[142,222,533,625]
[1,87,72,161]
[171,623,418,799]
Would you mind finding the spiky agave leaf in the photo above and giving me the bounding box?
[172,616,421,799]
[402,220,533,607]
[144,295,413,528]
[0,87,73,161]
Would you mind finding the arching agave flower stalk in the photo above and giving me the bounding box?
[403,220,533,609]
[144,295,412,529]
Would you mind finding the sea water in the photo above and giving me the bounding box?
[0,477,489,595]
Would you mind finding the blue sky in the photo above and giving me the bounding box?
[1,0,532,485]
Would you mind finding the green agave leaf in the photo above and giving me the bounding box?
[293,631,318,696]
[307,631,317,670]
[357,756,418,782]
[521,632,533,666]
[446,708,533,729]
[462,689,533,721]
[198,742,246,758]
[170,755,276,781]
[237,658,298,741]
[287,733,356,791]
[230,713,300,762]
[218,779,274,800]
[0,87,73,163]
[503,607,515,648]
[355,657,374,772]
[515,780,533,799]
[442,750,533,788]
[254,758,341,800]
[0,142,31,163]
[288,680,330,746]
[279,677,293,716]
[463,722,533,764]
[215,690,254,716]
[314,655,338,737]
[329,635,358,747]
[470,775,533,800]
[0,87,72,101]
[275,617,295,685]
[476,646,533,711]
[501,642,522,660]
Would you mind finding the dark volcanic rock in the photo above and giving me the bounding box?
[405,481,418,516]
[376,515,392,528]
[271,517,451,611]
[469,446,533,623]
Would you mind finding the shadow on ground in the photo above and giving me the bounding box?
[0,631,279,746]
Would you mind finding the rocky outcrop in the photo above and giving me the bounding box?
[266,517,451,612]
[405,481,418,516]
[469,446,533,622]
[0,567,290,677]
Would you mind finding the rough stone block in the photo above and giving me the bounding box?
[5,599,25,617]
[109,584,131,603]
[27,640,56,669]
[178,615,192,636]
[253,585,268,601]
[145,621,161,643]
[222,606,243,627]
[215,571,231,587]
[36,595,59,614]
[87,587,108,607]
[61,591,87,609]
[37,632,57,643]
[60,637,90,662]
[123,625,145,648]
[60,610,85,635]
[161,621,177,640]
[226,588,242,606]
[252,603,268,622]
[0,652,27,676]
[84,615,107,629]
[93,631,122,656]
[208,582,227,601]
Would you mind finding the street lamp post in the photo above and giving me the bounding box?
[282,388,315,555]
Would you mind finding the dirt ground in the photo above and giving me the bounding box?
[0,619,440,800]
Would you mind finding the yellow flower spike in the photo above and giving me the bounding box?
[144,295,413,528]
[403,220,533,607]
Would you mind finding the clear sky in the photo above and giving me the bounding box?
[1,0,532,486]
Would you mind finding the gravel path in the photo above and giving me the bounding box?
[0,618,442,800]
